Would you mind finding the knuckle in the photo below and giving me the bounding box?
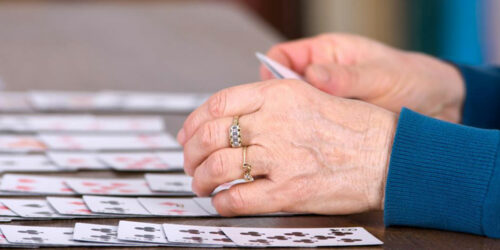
[207,152,226,178]
[226,187,247,213]
[200,121,218,147]
[208,89,228,117]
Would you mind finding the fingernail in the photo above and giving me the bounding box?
[177,128,186,144]
[309,65,330,83]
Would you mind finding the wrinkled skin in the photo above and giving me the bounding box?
[178,80,396,216]
[261,33,465,123]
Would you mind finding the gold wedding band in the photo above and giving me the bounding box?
[242,146,254,181]
[229,116,242,148]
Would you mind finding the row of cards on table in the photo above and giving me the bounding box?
[0,151,183,172]
[0,222,382,247]
[0,91,209,112]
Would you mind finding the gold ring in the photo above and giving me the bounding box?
[242,146,254,181]
[229,116,242,148]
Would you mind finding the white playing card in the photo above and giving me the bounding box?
[0,135,47,152]
[0,92,32,112]
[0,199,71,218]
[120,92,209,112]
[0,201,17,217]
[46,197,94,216]
[87,116,165,132]
[19,115,93,132]
[38,133,179,150]
[0,174,76,195]
[29,91,121,111]
[145,174,193,193]
[83,195,150,215]
[138,198,210,217]
[72,223,153,246]
[162,223,235,246]
[212,179,247,194]
[222,227,383,247]
[0,225,105,246]
[65,178,158,196]
[256,52,304,80]
[98,152,170,171]
[117,221,168,244]
[0,155,59,173]
[192,197,219,215]
[155,151,184,171]
[47,152,107,170]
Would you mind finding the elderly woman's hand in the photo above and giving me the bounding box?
[261,33,465,123]
[177,80,397,216]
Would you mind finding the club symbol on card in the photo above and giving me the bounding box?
[293,239,317,244]
[134,234,156,241]
[267,235,290,241]
[183,236,205,243]
[63,231,73,235]
[34,211,53,216]
[339,238,362,243]
[249,239,271,244]
[213,238,233,242]
[100,200,121,206]
[22,237,45,243]
[91,235,112,241]
[91,228,115,235]
[313,235,336,240]
[329,231,353,236]
[180,229,204,235]
[209,231,225,236]
[241,231,265,237]
[18,230,43,235]
[284,232,309,237]
[23,203,44,208]
[134,227,157,232]
[104,207,125,213]
[164,181,184,187]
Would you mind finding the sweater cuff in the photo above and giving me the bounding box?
[456,64,500,129]
[384,108,500,236]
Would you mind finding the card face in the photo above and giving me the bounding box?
[47,152,107,170]
[256,52,304,80]
[29,91,121,111]
[72,223,151,246]
[117,221,168,244]
[192,197,219,215]
[0,135,47,152]
[83,196,150,215]
[66,178,157,196]
[0,201,18,217]
[162,223,235,246]
[87,116,165,132]
[38,133,179,150]
[46,197,94,216]
[222,227,383,247]
[120,92,209,112]
[0,155,59,173]
[0,199,70,218]
[98,152,170,171]
[0,92,32,112]
[138,198,210,217]
[155,151,184,171]
[0,174,76,195]
[0,225,103,246]
[145,174,193,193]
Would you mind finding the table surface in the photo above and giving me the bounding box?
[0,1,499,249]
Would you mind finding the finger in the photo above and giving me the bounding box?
[178,82,266,145]
[212,179,280,216]
[183,114,259,175]
[304,63,383,99]
[192,146,269,196]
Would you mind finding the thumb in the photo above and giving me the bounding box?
[305,63,379,99]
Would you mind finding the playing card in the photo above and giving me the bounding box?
[192,197,219,215]
[138,198,210,217]
[0,201,18,217]
[256,52,304,80]
[117,221,168,244]
[155,151,184,171]
[0,225,105,246]
[65,178,159,196]
[120,92,209,112]
[0,174,76,195]
[72,223,153,246]
[87,116,165,132]
[47,152,107,170]
[46,197,94,216]
[222,227,383,247]
[162,223,235,246]
[145,174,193,193]
[98,152,171,171]
[0,135,47,152]
[38,133,179,150]
[19,115,93,132]
[0,92,32,112]
[0,199,71,218]
[29,91,121,111]
[83,195,150,215]
[0,155,59,173]
[212,179,247,194]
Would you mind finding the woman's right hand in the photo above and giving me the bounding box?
[261,33,465,123]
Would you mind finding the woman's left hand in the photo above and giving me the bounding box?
[177,80,397,216]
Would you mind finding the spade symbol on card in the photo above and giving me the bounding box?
[134,227,157,233]
[241,231,265,237]
[183,236,204,243]
[23,204,43,208]
[100,200,121,205]
[105,207,125,213]
[23,237,45,243]
[34,211,53,216]
[91,228,115,235]
[180,229,203,235]
[135,234,156,241]
[18,230,43,235]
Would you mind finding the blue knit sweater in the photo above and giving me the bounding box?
[384,65,500,238]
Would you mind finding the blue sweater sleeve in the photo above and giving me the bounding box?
[457,65,500,129]
[384,108,500,238]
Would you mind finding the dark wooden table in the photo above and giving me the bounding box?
[0,1,499,249]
